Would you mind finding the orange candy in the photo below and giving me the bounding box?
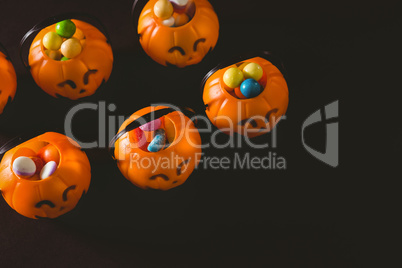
[38,144,60,165]
[234,87,247,99]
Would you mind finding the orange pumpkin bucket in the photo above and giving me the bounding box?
[0,44,17,115]
[0,132,91,219]
[110,106,201,190]
[202,51,289,138]
[133,0,219,67]
[20,13,113,100]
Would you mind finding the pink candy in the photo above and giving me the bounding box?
[139,118,162,131]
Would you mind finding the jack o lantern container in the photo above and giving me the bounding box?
[135,0,219,67]
[0,132,91,219]
[202,52,289,138]
[112,106,201,190]
[0,46,17,115]
[21,15,113,100]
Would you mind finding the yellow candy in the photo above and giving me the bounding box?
[223,67,244,89]
[162,16,175,27]
[72,28,85,40]
[238,62,249,71]
[42,32,63,50]
[243,63,263,81]
[174,13,189,27]
[154,0,174,20]
[45,49,62,60]
[61,38,82,59]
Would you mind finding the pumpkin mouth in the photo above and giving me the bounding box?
[149,174,170,181]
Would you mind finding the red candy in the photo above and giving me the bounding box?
[30,157,45,175]
[38,144,60,165]
[134,128,149,151]
[258,70,267,88]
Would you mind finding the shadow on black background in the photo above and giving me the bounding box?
[1,0,401,267]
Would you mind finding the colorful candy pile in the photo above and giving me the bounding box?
[223,62,267,99]
[42,20,85,61]
[154,0,196,27]
[134,117,170,152]
[12,144,60,180]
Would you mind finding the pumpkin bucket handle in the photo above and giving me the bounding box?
[19,12,112,69]
[131,0,149,38]
[108,106,196,159]
[200,50,287,108]
[0,129,63,162]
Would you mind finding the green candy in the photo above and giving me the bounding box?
[56,20,76,38]
[61,57,69,61]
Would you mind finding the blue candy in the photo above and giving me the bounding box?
[148,129,166,152]
[240,78,262,98]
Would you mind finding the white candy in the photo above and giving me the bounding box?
[170,0,188,7]
[40,161,57,180]
[13,157,36,177]
[162,16,175,27]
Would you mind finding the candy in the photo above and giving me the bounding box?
[258,71,267,88]
[72,28,85,40]
[170,0,188,10]
[184,1,196,17]
[30,157,45,175]
[242,63,263,81]
[154,0,174,20]
[162,16,175,27]
[45,49,62,60]
[140,118,162,131]
[223,67,244,89]
[40,161,57,180]
[38,144,60,165]
[238,62,249,71]
[61,56,69,61]
[42,32,63,50]
[134,128,148,150]
[234,86,247,99]
[174,13,190,27]
[240,79,262,98]
[148,129,166,152]
[61,38,82,59]
[12,157,36,177]
[56,20,76,38]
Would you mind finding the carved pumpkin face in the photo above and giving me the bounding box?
[0,51,17,114]
[114,106,201,190]
[203,57,289,138]
[0,132,91,219]
[138,0,219,68]
[28,20,113,100]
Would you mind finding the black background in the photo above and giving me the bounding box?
[0,0,400,267]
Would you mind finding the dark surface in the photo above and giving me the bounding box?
[0,0,400,267]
